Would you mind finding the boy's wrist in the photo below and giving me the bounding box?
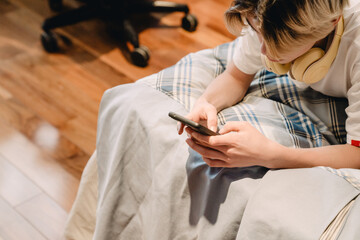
[197,95,221,112]
[265,143,292,169]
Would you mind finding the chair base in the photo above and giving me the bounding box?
[41,0,198,67]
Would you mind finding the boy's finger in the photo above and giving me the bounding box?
[177,122,185,134]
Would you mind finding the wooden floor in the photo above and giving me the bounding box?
[0,0,234,239]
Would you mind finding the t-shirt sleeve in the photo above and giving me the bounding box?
[346,64,360,147]
[232,29,263,75]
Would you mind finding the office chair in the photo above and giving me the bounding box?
[41,0,198,67]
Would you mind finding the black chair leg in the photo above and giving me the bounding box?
[122,19,150,67]
[42,5,98,32]
[123,19,139,48]
[41,5,100,53]
[129,1,189,14]
[48,0,63,11]
[128,1,198,32]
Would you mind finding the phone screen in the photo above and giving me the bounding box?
[168,112,219,136]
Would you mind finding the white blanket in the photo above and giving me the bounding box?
[93,40,360,239]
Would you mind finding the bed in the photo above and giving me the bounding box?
[64,39,360,240]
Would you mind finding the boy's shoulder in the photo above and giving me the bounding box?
[344,2,360,40]
[346,0,360,14]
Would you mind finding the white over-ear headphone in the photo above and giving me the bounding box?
[262,16,344,84]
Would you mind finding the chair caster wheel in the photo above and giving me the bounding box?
[41,31,59,53]
[131,46,150,67]
[48,0,63,11]
[181,14,198,32]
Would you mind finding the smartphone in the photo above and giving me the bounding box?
[168,112,219,136]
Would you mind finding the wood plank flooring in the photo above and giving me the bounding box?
[0,0,234,239]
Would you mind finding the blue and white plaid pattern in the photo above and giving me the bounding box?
[139,39,359,187]
[140,39,347,147]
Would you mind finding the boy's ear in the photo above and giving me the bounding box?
[332,15,342,26]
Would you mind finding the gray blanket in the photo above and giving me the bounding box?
[94,40,360,239]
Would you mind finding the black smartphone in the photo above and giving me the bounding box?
[168,112,219,136]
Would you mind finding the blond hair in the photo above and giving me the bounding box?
[225,0,349,58]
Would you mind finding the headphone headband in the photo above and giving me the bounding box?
[311,16,343,70]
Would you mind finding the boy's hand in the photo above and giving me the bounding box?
[185,121,282,168]
[178,98,218,135]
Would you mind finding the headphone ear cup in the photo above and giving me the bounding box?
[302,64,331,84]
[261,55,291,75]
[291,48,325,82]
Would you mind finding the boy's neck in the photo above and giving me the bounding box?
[313,28,336,51]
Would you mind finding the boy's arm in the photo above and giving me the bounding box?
[199,61,255,111]
[186,121,360,169]
[271,144,360,169]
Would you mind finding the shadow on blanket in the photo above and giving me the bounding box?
[187,149,268,225]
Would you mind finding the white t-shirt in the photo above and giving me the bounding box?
[232,1,360,147]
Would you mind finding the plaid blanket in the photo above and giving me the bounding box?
[140,39,348,148]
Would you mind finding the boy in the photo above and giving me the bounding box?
[179,0,360,169]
